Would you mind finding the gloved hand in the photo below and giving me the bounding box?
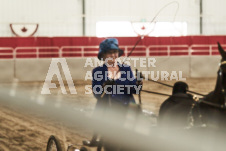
[136,70,143,95]
[136,70,143,86]
[102,80,115,92]
[103,80,115,86]
[136,80,143,86]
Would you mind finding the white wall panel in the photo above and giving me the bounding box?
[86,0,200,36]
[203,0,226,35]
[0,0,226,36]
[0,0,82,36]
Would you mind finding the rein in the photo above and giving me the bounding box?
[147,78,205,97]
[141,90,170,97]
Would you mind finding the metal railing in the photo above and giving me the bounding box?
[148,45,189,56]
[61,46,99,57]
[0,44,224,59]
[0,47,14,58]
[189,44,223,56]
[15,47,60,58]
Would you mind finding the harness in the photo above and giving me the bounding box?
[186,96,205,129]
[187,90,226,129]
[186,59,226,129]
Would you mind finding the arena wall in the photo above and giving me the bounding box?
[0,56,220,82]
[147,56,190,80]
[15,59,52,82]
[0,60,14,82]
[0,36,224,82]
[190,56,221,78]
[1,36,226,48]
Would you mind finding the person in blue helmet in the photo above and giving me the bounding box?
[87,38,143,150]
[92,38,142,109]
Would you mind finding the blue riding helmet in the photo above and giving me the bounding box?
[98,38,124,60]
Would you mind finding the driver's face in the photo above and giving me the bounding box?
[104,50,119,65]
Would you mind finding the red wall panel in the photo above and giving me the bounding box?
[0,36,225,59]
[0,36,225,48]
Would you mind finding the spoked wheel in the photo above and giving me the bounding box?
[46,135,65,151]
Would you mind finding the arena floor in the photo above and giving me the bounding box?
[0,78,216,150]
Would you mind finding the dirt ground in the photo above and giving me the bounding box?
[0,78,216,151]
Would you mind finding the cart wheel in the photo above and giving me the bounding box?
[46,135,65,151]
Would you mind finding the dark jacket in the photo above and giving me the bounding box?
[158,93,197,128]
[92,63,138,108]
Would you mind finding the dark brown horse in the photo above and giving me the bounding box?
[180,42,226,151]
[156,43,226,151]
[159,42,226,129]
[198,42,226,129]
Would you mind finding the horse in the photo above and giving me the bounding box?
[197,42,226,129]
[158,42,226,129]
[155,42,226,151]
